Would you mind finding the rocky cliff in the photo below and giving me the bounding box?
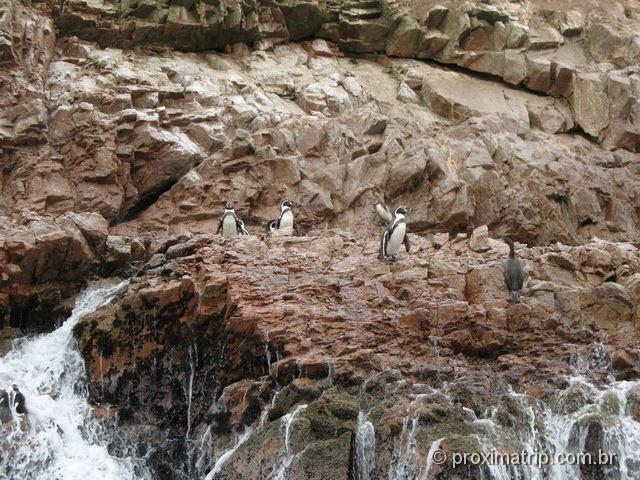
[1,0,640,478]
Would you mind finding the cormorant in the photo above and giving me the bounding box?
[503,237,525,302]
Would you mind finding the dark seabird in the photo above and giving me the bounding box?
[503,237,525,302]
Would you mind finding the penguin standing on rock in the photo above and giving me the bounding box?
[379,206,411,262]
[276,200,297,234]
[216,202,247,236]
[265,220,277,235]
[503,237,525,302]
[373,199,393,225]
[236,219,249,235]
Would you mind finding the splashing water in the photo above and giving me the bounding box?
[384,343,640,480]
[326,361,334,386]
[354,411,376,480]
[204,426,253,480]
[0,280,149,480]
[264,330,272,376]
[463,347,640,480]
[421,437,446,480]
[388,415,420,480]
[273,403,308,480]
[185,342,198,439]
[194,425,213,475]
[540,376,640,480]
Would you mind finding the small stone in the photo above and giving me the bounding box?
[310,39,334,57]
[397,81,421,104]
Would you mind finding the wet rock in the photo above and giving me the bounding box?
[0,390,10,423]
[612,349,636,371]
[0,327,21,356]
[2,2,640,478]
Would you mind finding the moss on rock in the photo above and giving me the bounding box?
[291,431,352,480]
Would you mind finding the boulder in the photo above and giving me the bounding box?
[571,73,610,139]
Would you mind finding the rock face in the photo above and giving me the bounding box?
[1,0,640,479]
[46,0,640,151]
[73,232,640,479]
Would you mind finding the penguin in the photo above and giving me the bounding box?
[216,202,246,237]
[373,199,394,225]
[276,199,297,234]
[379,206,411,261]
[503,237,525,302]
[236,219,249,235]
[265,220,277,234]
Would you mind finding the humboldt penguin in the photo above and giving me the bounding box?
[216,202,246,236]
[265,220,277,234]
[503,237,525,302]
[380,206,411,261]
[236,219,249,235]
[373,199,393,225]
[276,199,297,234]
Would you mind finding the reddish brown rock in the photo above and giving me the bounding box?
[612,349,637,371]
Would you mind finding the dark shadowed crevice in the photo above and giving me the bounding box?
[117,159,204,224]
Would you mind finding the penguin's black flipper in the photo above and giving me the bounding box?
[216,218,224,234]
[403,234,411,253]
[379,228,390,260]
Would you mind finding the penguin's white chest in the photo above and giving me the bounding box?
[222,215,238,236]
[279,210,294,229]
[386,222,406,256]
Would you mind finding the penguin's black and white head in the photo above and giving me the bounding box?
[225,201,235,212]
[12,384,18,392]
[282,199,294,210]
[394,205,410,217]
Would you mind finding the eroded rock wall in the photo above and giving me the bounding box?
[1,0,640,478]
[73,231,640,478]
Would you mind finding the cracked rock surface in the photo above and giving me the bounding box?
[1,0,640,479]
